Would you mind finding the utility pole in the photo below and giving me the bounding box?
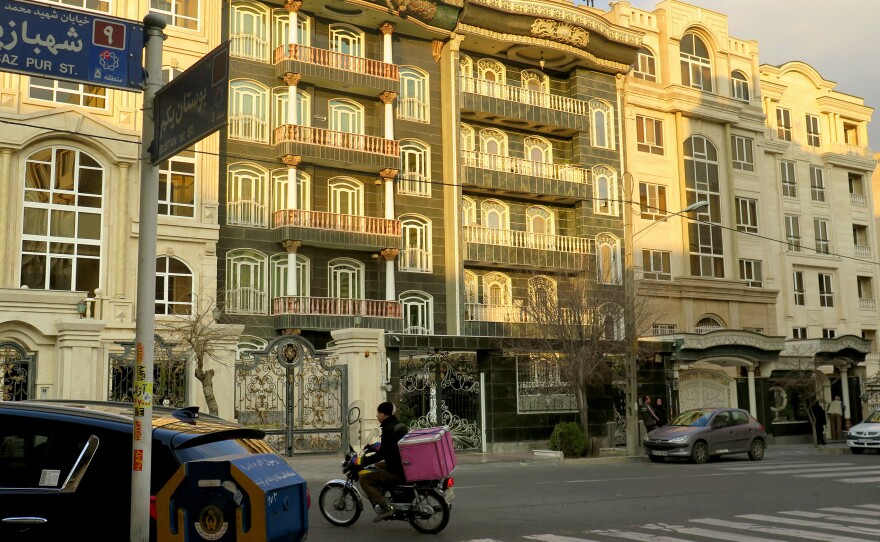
[131,13,166,542]
[622,171,639,457]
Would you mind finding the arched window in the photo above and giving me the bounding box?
[270,253,310,298]
[731,70,750,102]
[20,147,103,296]
[590,99,613,149]
[477,59,505,98]
[596,233,622,285]
[156,256,193,315]
[461,196,476,227]
[481,199,509,230]
[226,249,268,314]
[329,23,364,57]
[680,32,713,92]
[273,10,310,50]
[464,270,478,304]
[524,136,552,177]
[400,215,432,273]
[483,272,512,322]
[528,275,557,309]
[521,70,549,107]
[598,303,625,340]
[526,206,555,249]
[459,55,474,91]
[399,67,429,122]
[328,258,364,299]
[329,177,363,216]
[229,80,269,143]
[684,136,723,277]
[479,128,507,171]
[399,140,431,197]
[227,163,268,227]
[230,2,269,62]
[329,98,364,135]
[695,316,724,334]
[632,47,657,82]
[272,168,310,213]
[400,291,434,335]
[592,165,618,215]
[274,88,310,127]
[460,123,476,166]
[237,336,268,361]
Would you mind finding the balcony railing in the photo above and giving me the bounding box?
[274,44,399,81]
[786,236,801,253]
[274,125,399,157]
[850,193,867,207]
[463,225,593,254]
[229,114,269,143]
[227,199,268,228]
[399,248,432,272]
[860,298,876,311]
[855,245,872,258]
[460,75,590,116]
[461,150,589,183]
[230,34,268,62]
[273,296,402,318]
[826,142,872,159]
[273,209,401,236]
[464,302,596,325]
[398,97,429,123]
[398,172,431,197]
[226,288,268,315]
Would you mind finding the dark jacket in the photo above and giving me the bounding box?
[639,402,658,429]
[362,415,409,478]
[811,402,827,425]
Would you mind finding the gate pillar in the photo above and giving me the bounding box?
[56,320,106,400]
[329,328,386,449]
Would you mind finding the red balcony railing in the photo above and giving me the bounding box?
[274,125,399,157]
[274,44,399,81]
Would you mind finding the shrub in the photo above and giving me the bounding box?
[549,422,587,458]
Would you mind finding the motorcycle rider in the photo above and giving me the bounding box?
[345,401,409,522]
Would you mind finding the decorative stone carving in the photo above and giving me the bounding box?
[281,155,302,166]
[432,40,443,62]
[680,331,786,352]
[282,328,302,335]
[531,19,589,49]
[386,0,437,20]
[379,168,398,180]
[284,0,302,12]
[379,22,395,35]
[282,240,302,253]
[380,248,400,261]
[378,91,398,105]
[282,73,302,86]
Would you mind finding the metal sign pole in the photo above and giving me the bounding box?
[131,12,166,542]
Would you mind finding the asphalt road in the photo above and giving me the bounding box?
[298,448,880,542]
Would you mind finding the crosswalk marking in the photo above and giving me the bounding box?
[587,529,691,541]
[640,523,789,541]
[796,468,880,478]
[738,514,880,536]
[780,511,880,525]
[692,517,876,542]
[525,535,600,542]
[758,463,855,474]
[717,461,823,471]
[840,476,880,483]
[822,507,880,517]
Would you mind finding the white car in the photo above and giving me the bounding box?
[846,410,880,454]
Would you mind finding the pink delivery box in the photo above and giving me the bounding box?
[398,426,457,482]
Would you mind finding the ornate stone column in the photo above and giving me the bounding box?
[380,168,397,220]
[283,73,302,126]
[380,248,399,301]
[282,240,302,297]
[282,154,302,210]
[379,91,397,141]
[379,22,394,64]
[0,147,13,287]
[285,1,302,50]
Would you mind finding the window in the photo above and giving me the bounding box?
[636,116,663,155]
[590,100,613,149]
[731,135,754,171]
[814,219,830,255]
[642,249,671,281]
[481,199,509,230]
[237,336,268,360]
[849,174,866,206]
[20,147,103,296]
[151,0,199,30]
[526,206,555,240]
[730,70,750,102]
[399,67,429,123]
[272,168,310,212]
[528,275,557,310]
[853,225,870,257]
[785,215,801,252]
[400,215,432,273]
[810,166,826,202]
[652,323,677,335]
[226,164,268,227]
[639,183,667,220]
[523,136,552,177]
[516,354,577,414]
[328,258,364,300]
[230,2,269,61]
[270,253,309,298]
[155,256,193,315]
[593,165,618,216]
[680,33,713,92]
[695,316,723,334]
[776,107,792,141]
[684,136,723,278]
[823,328,836,339]
[399,140,431,197]
[597,233,621,285]
[273,88,310,127]
[843,122,860,145]
[476,59,505,98]
[229,80,269,143]
[329,177,363,216]
[858,276,875,310]
[780,161,797,198]
[329,98,364,135]
[29,77,106,109]
[806,114,821,147]
[792,327,807,339]
[461,196,476,226]
[482,272,513,321]
[739,259,762,288]
[735,197,758,234]
[520,70,549,107]
[400,291,434,334]
[329,24,364,58]
[41,0,110,11]
[818,273,834,307]
[273,11,310,51]
[158,149,195,218]
[793,271,806,306]
[632,48,657,82]
[225,249,267,315]
[479,128,507,171]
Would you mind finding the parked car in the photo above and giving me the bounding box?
[0,400,308,541]
[846,409,880,454]
[643,407,767,464]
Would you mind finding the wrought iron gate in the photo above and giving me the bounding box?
[0,341,34,401]
[108,335,187,406]
[236,335,347,455]
[399,351,481,450]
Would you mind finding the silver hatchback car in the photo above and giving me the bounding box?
[644,407,767,464]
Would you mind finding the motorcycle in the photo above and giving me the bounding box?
[318,445,455,534]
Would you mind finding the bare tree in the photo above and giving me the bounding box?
[772,353,838,446]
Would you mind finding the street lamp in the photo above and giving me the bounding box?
[633,200,708,240]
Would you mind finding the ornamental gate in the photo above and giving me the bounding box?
[236,335,347,455]
[108,335,187,407]
[0,342,34,401]
[399,351,481,450]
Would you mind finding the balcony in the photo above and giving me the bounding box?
[225,288,268,315]
[461,150,590,202]
[399,248,432,273]
[273,209,402,251]
[850,193,867,207]
[274,125,399,173]
[855,245,872,258]
[459,75,589,136]
[229,115,269,144]
[274,44,399,96]
[860,298,876,311]
[272,296,402,332]
[463,225,592,271]
[822,143,875,170]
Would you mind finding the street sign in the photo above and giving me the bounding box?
[0,0,144,91]
[152,41,229,164]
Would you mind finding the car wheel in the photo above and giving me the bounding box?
[691,442,709,464]
[747,439,765,461]
[851,447,865,455]
[648,454,665,463]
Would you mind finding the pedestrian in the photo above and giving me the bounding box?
[810,401,827,445]
[654,397,668,427]
[638,395,660,434]
[827,395,843,440]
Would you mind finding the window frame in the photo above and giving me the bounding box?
[805,114,821,147]
[818,273,834,308]
[590,100,613,149]
[814,218,831,255]
[731,135,754,171]
[638,182,667,220]
[151,0,199,31]
[632,48,657,82]
[810,166,826,202]
[785,215,801,252]
[793,270,806,306]
[399,140,431,197]
[398,67,430,123]
[780,160,797,198]
[400,290,434,335]
[679,33,713,92]
[730,70,750,102]
[636,115,664,155]
[776,107,792,141]
[735,197,758,234]
[155,256,194,315]
[29,77,107,110]
[399,215,432,273]
[739,259,763,288]
[225,249,268,315]
[158,150,196,218]
[226,163,269,227]
[642,249,671,281]
[230,2,269,62]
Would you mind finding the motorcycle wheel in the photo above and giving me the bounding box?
[319,483,362,527]
[409,489,450,534]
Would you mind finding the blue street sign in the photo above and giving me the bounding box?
[0,0,144,91]
[152,41,229,164]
